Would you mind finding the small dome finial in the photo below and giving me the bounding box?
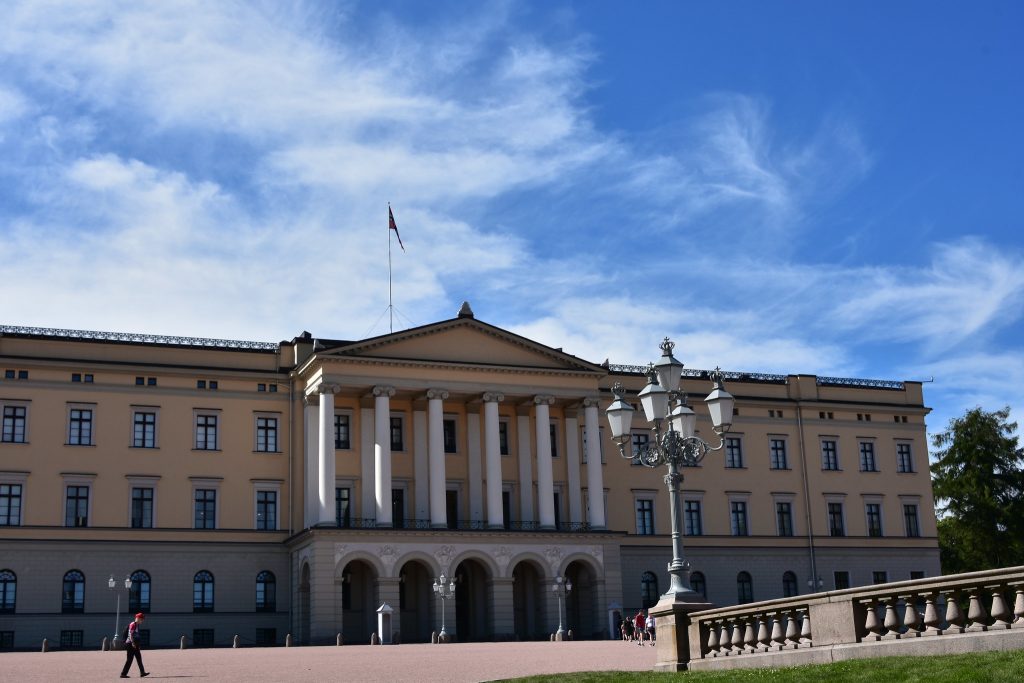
[457,301,474,318]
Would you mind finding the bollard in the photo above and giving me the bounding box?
[567,629,574,641]
[550,633,555,642]
[101,636,109,651]
[370,632,380,645]
[285,633,293,647]
[180,635,187,649]
[431,631,438,644]
[233,634,240,648]
[41,638,50,652]
[336,633,343,646]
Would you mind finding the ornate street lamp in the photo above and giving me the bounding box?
[432,573,456,642]
[606,338,735,601]
[552,576,573,640]
[108,574,133,649]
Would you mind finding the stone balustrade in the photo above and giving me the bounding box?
[685,565,1024,671]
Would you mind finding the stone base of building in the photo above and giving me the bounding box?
[649,594,715,672]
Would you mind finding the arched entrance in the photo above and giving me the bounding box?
[298,563,310,644]
[340,559,378,644]
[398,559,433,643]
[454,558,491,642]
[512,560,545,640]
[565,560,600,639]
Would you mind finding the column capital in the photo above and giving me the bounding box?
[426,388,449,401]
[582,397,601,409]
[533,394,555,406]
[373,385,396,398]
[482,391,505,403]
[318,383,341,395]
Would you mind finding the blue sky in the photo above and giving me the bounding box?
[1,1,1022,436]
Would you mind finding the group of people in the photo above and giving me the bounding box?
[620,610,655,645]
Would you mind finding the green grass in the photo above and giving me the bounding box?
[499,649,1024,683]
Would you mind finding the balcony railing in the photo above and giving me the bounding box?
[330,518,594,532]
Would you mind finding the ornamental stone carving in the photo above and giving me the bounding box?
[373,385,396,398]
[543,546,563,568]
[482,392,505,403]
[434,544,457,572]
[426,388,449,401]
[534,395,555,406]
[582,397,601,409]
[318,383,341,395]
[590,546,604,563]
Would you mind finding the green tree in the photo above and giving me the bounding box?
[930,406,1024,573]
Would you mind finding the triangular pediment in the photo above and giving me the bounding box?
[318,318,603,373]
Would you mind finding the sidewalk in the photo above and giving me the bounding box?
[0,640,658,682]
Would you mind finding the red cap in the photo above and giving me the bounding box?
[135,612,146,619]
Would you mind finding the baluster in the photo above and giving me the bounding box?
[770,612,786,650]
[943,591,965,634]
[798,608,812,646]
[882,595,903,640]
[784,608,800,649]
[705,620,719,657]
[718,621,731,656]
[1013,583,1024,628]
[989,585,1012,630]
[863,599,884,641]
[742,618,756,654]
[730,618,744,654]
[966,589,989,632]
[756,615,770,652]
[903,594,922,637]
[922,592,942,636]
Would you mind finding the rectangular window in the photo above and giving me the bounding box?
[60,630,83,649]
[866,503,883,537]
[392,488,405,528]
[635,499,654,535]
[549,423,559,458]
[834,571,851,590]
[334,414,350,449]
[256,490,277,530]
[872,571,888,584]
[910,571,925,580]
[631,432,650,465]
[859,442,877,472]
[0,631,13,649]
[499,420,509,455]
[897,443,914,473]
[192,629,214,647]
[776,502,794,536]
[131,487,153,528]
[195,414,218,450]
[336,487,351,528]
[684,500,702,536]
[65,486,89,527]
[443,418,457,453]
[256,416,278,452]
[904,504,921,537]
[0,484,22,526]
[828,502,845,537]
[2,406,27,443]
[68,408,93,445]
[769,439,788,469]
[730,501,749,536]
[725,437,743,468]
[194,489,216,529]
[821,440,839,470]
[255,628,276,646]
[390,416,404,451]
[132,412,156,448]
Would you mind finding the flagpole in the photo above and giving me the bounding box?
[388,203,394,333]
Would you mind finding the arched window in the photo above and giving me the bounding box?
[690,571,706,599]
[62,570,85,613]
[129,570,151,612]
[640,571,659,608]
[0,570,16,613]
[782,571,798,598]
[737,571,754,604]
[256,571,276,612]
[193,571,214,612]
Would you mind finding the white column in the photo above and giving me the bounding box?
[360,407,374,522]
[318,384,340,525]
[483,392,505,529]
[427,389,449,528]
[517,413,534,523]
[413,408,429,521]
[534,395,556,529]
[303,398,317,528]
[467,411,483,522]
[374,385,396,527]
[565,412,582,525]
[583,398,606,529]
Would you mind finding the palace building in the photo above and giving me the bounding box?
[0,304,939,649]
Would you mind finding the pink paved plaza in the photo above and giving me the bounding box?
[0,641,657,682]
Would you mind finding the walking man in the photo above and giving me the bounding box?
[120,612,150,678]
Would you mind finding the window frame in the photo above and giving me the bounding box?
[0,569,15,613]
[896,441,914,473]
[131,408,158,449]
[254,413,280,453]
[254,481,281,531]
[683,498,703,536]
[63,475,94,527]
[66,404,95,446]
[191,479,221,530]
[859,440,878,472]
[634,494,656,536]
[129,570,151,613]
[1,402,29,444]
[194,411,220,451]
[389,414,405,452]
[864,499,884,537]
[443,416,458,454]
[768,437,789,470]
[62,569,85,613]
[333,412,351,450]
[820,438,839,471]
[256,570,276,612]
[737,571,754,604]
[0,475,26,527]
[826,499,846,537]
[193,570,215,612]
[729,497,750,536]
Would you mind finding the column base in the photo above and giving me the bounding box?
[649,594,715,672]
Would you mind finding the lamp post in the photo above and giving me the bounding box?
[605,338,735,602]
[108,574,133,649]
[432,573,456,642]
[552,576,573,640]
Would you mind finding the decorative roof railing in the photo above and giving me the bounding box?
[608,364,906,390]
[816,376,905,390]
[0,325,279,351]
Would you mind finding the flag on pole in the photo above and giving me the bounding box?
[389,205,405,251]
